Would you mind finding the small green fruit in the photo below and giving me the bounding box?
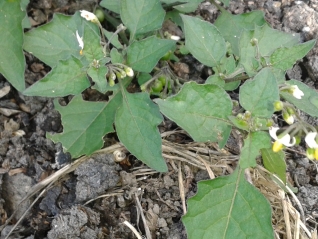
[94,9,105,22]
[151,80,163,92]
[161,51,172,61]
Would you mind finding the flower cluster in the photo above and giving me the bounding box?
[107,64,134,86]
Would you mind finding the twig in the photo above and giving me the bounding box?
[279,190,292,239]
[123,221,143,239]
[178,162,187,214]
[134,193,152,239]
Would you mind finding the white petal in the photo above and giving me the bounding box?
[305,132,318,148]
[279,134,296,147]
[269,127,279,141]
[170,35,180,41]
[291,85,304,99]
[76,31,84,49]
[80,10,98,22]
[269,126,295,147]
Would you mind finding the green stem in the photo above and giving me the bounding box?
[209,0,227,13]
[224,74,249,83]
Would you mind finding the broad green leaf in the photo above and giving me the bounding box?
[21,0,31,29]
[281,79,318,117]
[81,21,105,63]
[182,168,274,239]
[127,36,175,72]
[155,82,232,147]
[215,11,266,56]
[88,65,112,94]
[239,131,271,169]
[181,15,226,67]
[239,24,300,76]
[100,0,120,14]
[24,12,83,67]
[110,48,124,64]
[23,56,90,97]
[206,75,225,88]
[239,68,279,118]
[261,148,286,184]
[0,0,27,91]
[271,68,286,85]
[48,89,123,157]
[120,0,165,39]
[270,40,316,70]
[115,90,167,172]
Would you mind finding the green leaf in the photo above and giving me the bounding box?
[23,56,90,97]
[239,131,271,169]
[110,48,124,64]
[120,0,165,39]
[270,40,316,70]
[48,90,123,157]
[24,12,83,67]
[261,148,286,184]
[21,0,31,29]
[182,168,274,239]
[115,90,167,172]
[239,68,279,118]
[100,0,120,14]
[239,24,300,76]
[0,0,27,91]
[280,79,318,117]
[172,0,204,13]
[88,65,112,94]
[214,11,266,56]
[181,15,226,67]
[127,36,175,72]
[81,21,105,63]
[155,82,232,147]
[228,116,249,131]
[103,29,123,49]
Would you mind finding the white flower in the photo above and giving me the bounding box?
[170,35,181,41]
[269,127,296,152]
[80,10,99,23]
[76,31,84,49]
[290,85,304,99]
[305,132,318,148]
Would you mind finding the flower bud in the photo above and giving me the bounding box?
[286,107,295,115]
[124,67,134,77]
[266,119,274,127]
[109,72,116,81]
[244,111,251,120]
[120,70,126,78]
[283,111,294,125]
[273,101,283,111]
[250,38,258,46]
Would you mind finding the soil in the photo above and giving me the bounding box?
[1,0,318,238]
